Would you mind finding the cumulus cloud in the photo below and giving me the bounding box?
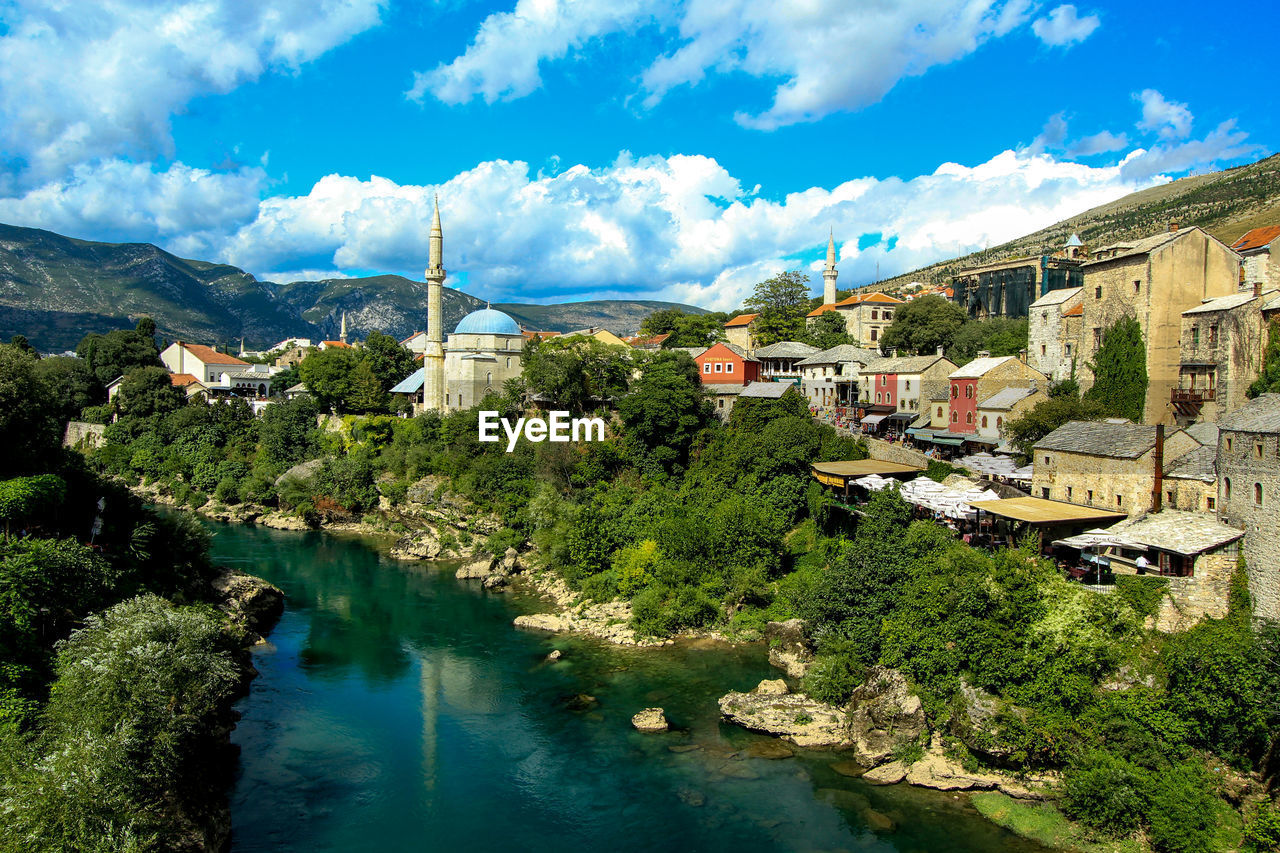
[412,0,1036,129]
[0,0,385,184]
[1068,130,1129,157]
[1136,88,1194,140]
[1031,5,1100,47]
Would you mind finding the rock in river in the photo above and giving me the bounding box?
[845,666,927,766]
[632,708,670,733]
[718,690,851,749]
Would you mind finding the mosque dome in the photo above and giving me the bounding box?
[453,307,521,336]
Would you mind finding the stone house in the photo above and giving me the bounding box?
[796,344,878,409]
[946,355,1048,437]
[1076,225,1242,425]
[697,342,761,418]
[724,314,760,352]
[1231,225,1280,292]
[1032,420,1198,516]
[1215,393,1280,620]
[859,354,956,432]
[975,385,1045,442]
[1161,443,1218,513]
[816,292,903,347]
[1174,287,1275,424]
[1028,286,1083,382]
[753,341,819,382]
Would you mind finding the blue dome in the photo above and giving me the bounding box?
[453,308,521,336]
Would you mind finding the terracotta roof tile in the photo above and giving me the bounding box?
[724,313,758,327]
[1062,304,1083,317]
[176,342,248,365]
[169,373,200,387]
[807,303,839,317]
[833,292,904,307]
[1231,225,1280,253]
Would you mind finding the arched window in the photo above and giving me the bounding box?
[996,416,1003,429]
[486,372,492,384]
[1224,478,1232,500]
[951,411,958,423]
[951,384,958,398]
[981,415,988,428]
[966,412,974,424]
[937,407,943,417]
[506,357,511,368]
[965,385,973,399]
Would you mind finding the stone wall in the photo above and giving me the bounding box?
[63,420,105,451]
[1028,289,1083,382]
[1163,475,1217,514]
[1176,299,1267,424]
[865,436,931,469]
[1217,428,1280,620]
[1033,432,1198,516]
[1153,552,1236,632]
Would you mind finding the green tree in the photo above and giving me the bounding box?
[1004,393,1107,461]
[880,294,966,355]
[0,345,61,475]
[75,320,161,386]
[116,366,182,418]
[346,360,388,413]
[618,351,713,474]
[1248,319,1280,397]
[258,396,320,468]
[744,270,811,346]
[34,356,102,421]
[805,310,853,350]
[299,347,360,412]
[642,309,727,348]
[948,317,1028,364]
[523,337,632,412]
[361,331,417,391]
[0,475,66,538]
[1085,316,1148,422]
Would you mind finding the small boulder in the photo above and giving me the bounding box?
[500,546,521,575]
[755,679,789,696]
[745,739,794,759]
[861,760,907,785]
[211,572,284,636]
[390,530,442,561]
[718,690,851,749]
[482,573,509,591]
[949,679,1026,762]
[846,666,928,767]
[545,650,563,662]
[456,557,493,579]
[764,619,815,678]
[632,708,669,733]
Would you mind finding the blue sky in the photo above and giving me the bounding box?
[0,1,1274,310]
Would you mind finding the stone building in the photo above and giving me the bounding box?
[976,385,1044,442]
[1173,287,1276,424]
[1076,225,1241,425]
[1215,393,1280,620]
[950,236,1085,320]
[1032,420,1198,516]
[796,344,878,409]
[753,341,818,382]
[724,314,760,352]
[946,355,1047,437]
[809,292,902,347]
[1161,443,1218,513]
[395,307,526,412]
[859,354,956,433]
[1028,286,1083,382]
[697,342,761,418]
[1232,225,1280,292]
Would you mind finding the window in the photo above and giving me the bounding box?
[1193,327,1200,346]
[1067,486,1073,498]
[1086,489,1093,503]
[965,385,973,399]
[1044,455,1051,465]
[1167,490,1175,506]
[966,412,974,424]
[881,375,888,386]
[1209,325,1218,346]
[703,363,711,374]
[876,392,882,403]
[1226,437,1233,452]
[714,362,723,373]
[1093,328,1102,350]
[1116,495,1123,508]
[870,328,878,341]
[1042,487,1050,498]
[1224,478,1232,500]
[1255,483,1263,506]
[952,411,958,423]
[1040,344,1046,356]
[951,384,958,398]
[1255,442,1263,459]
[505,357,511,368]
[996,416,1003,429]
[937,407,943,417]
[871,310,879,320]
[1095,286,1103,299]
[726,363,734,374]
[981,415,988,428]
[1065,343,1073,357]
[885,311,893,320]
[1207,496,1216,511]
[717,399,724,409]
[905,379,911,391]
[1133,280,1141,294]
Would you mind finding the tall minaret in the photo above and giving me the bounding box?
[422,195,447,413]
[339,311,348,344]
[823,230,839,305]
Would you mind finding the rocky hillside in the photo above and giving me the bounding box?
[868,151,1280,293]
[0,223,705,351]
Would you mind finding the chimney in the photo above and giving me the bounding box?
[976,350,991,358]
[1169,221,1179,233]
[1018,348,1028,364]
[936,344,944,356]
[892,348,899,358]
[1152,424,1165,513]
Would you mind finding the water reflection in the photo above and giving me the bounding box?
[211,523,1043,853]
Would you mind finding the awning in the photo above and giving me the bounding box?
[970,497,1127,526]
[906,428,931,437]
[928,435,964,446]
[885,411,917,424]
[860,414,887,427]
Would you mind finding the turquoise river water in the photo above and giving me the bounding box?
[208,521,1046,853]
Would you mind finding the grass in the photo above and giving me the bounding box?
[970,792,1144,853]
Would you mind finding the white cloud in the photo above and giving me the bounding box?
[1120,120,1262,181]
[1031,5,1100,47]
[1029,112,1070,153]
[0,0,385,184]
[412,0,1036,129]
[1136,88,1193,140]
[1068,129,1129,156]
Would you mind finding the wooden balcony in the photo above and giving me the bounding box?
[1171,388,1215,403]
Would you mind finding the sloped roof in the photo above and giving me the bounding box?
[1218,393,1280,434]
[1183,291,1263,315]
[862,354,952,375]
[322,340,353,349]
[796,344,880,367]
[754,341,819,358]
[1231,225,1280,253]
[950,355,1016,379]
[1106,510,1242,556]
[1065,233,1084,247]
[978,385,1040,410]
[175,342,248,365]
[390,368,425,394]
[623,333,670,347]
[807,303,840,317]
[833,291,903,308]
[1030,287,1082,308]
[1062,304,1084,317]
[724,313,758,328]
[1035,420,1167,458]
[707,341,759,362]
[1164,444,1216,482]
[169,373,200,387]
[1184,422,1220,446]
[738,381,793,399]
[1085,228,1188,265]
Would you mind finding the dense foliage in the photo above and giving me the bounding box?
[744,270,812,346]
[1085,315,1148,422]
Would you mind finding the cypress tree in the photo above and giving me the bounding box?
[1085,316,1147,421]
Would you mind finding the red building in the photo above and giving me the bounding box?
[869,370,899,409]
[696,342,760,385]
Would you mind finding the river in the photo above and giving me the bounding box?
[208,521,1044,852]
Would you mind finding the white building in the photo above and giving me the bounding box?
[161,342,251,384]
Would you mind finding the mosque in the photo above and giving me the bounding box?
[394,198,526,412]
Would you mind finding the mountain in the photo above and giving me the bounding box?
[867,152,1280,293]
[0,223,705,351]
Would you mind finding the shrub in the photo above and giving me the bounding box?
[1145,762,1216,853]
[801,648,866,705]
[213,477,240,506]
[1244,802,1280,852]
[1114,575,1168,619]
[1060,751,1149,837]
[485,527,525,556]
